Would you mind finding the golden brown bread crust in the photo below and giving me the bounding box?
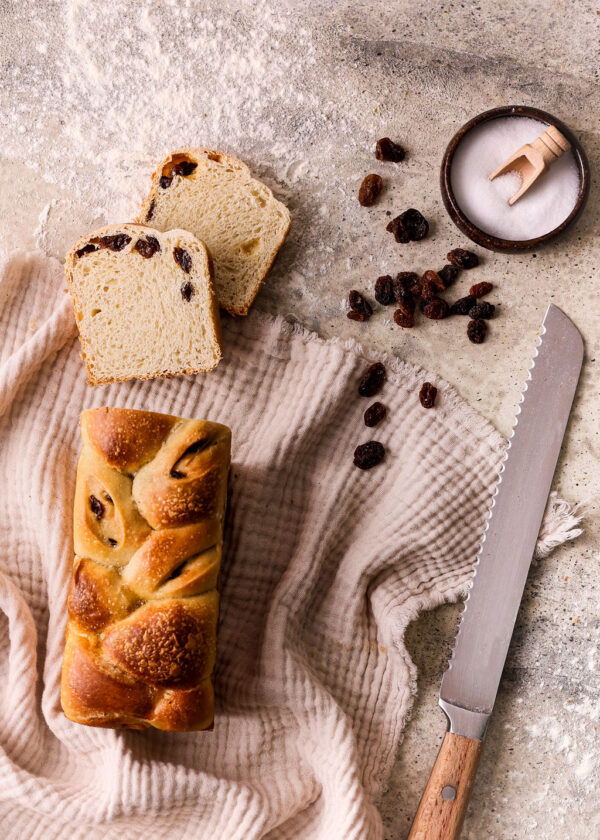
[61,407,231,731]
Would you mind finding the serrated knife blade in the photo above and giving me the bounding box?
[408,304,583,840]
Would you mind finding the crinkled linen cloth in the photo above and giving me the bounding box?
[0,252,582,840]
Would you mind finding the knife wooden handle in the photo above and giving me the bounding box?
[407,732,483,840]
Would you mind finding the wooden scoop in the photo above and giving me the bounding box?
[488,125,571,205]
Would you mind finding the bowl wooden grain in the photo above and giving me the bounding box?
[440,106,590,252]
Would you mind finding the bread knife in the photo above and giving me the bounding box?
[407,304,583,840]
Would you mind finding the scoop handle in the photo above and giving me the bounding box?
[407,731,483,840]
[532,125,571,167]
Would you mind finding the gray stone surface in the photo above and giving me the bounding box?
[0,1,598,837]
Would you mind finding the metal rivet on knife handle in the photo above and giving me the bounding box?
[407,732,482,839]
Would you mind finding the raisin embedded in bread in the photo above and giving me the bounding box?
[137,148,291,316]
[65,223,222,385]
[60,407,231,731]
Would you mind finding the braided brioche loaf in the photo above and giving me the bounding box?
[61,407,231,731]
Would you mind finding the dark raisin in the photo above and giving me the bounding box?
[364,401,387,427]
[402,208,429,240]
[467,318,487,343]
[419,382,437,408]
[174,247,192,273]
[469,301,495,319]
[393,272,419,300]
[181,281,195,301]
[104,493,113,503]
[160,175,172,189]
[353,441,385,470]
[419,279,437,301]
[134,236,161,258]
[423,298,449,320]
[99,234,131,251]
[358,362,386,397]
[438,264,460,287]
[183,438,209,455]
[89,495,104,520]
[348,290,373,318]
[395,295,415,318]
[374,275,395,306]
[358,174,383,206]
[386,216,410,243]
[449,296,476,316]
[170,469,185,479]
[108,538,117,547]
[76,243,99,258]
[386,209,428,242]
[347,310,369,322]
[375,137,406,162]
[447,248,479,269]
[146,199,155,221]
[421,270,446,292]
[172,160,198,176]
[394,308,414,328]
[470,281,493,298]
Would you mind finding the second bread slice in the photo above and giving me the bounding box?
[137,149,291,316]
[65,224,222,385]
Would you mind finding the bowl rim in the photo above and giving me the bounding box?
[440,105,590,252]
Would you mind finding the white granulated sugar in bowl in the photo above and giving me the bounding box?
[450,117,580,241]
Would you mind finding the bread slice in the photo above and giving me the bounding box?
[65,223,222,385]
[137,148,291,316]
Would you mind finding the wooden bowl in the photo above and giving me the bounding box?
[440,106,590,252]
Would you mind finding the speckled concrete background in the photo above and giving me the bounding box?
[0,1,598,837]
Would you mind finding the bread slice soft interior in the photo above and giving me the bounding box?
[137,148,291,316]
[65,223,222,385]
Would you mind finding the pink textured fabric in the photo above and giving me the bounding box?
[0,252,581,839]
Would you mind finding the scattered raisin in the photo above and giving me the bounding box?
[469,301,495,320]
[134,235,161,258]
[396,295,415,318]
[348,310,369,322]
[181,281,195,301]
[386,217,409,244]
[447,248,479,269]
[449,296,476,316]
[375,137,406,162]
[358,362,386,397]
[394,272,419,300]
[348,290,373,319]
[386,208,429,243]
[394,308,414,328]
[170,469,185,479]
[172,160,198,176]
[89,495,104,520]
[467,318,487,343]
[174,247,192,273]
[470,281,493,298]
[146,199,155,221]
[423,298,449,320]
[358,174,383,206]
[419,382,437,409]
[364,401,387,427]
[438,264,460,286]
[160,175,172,189]
[353,441,385,470]
[76,242,99,258]
[99,233,131,251]
[417,279,437,301]
[108,538,117,547]
[422,269,446,292]
[374,275,395,306]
